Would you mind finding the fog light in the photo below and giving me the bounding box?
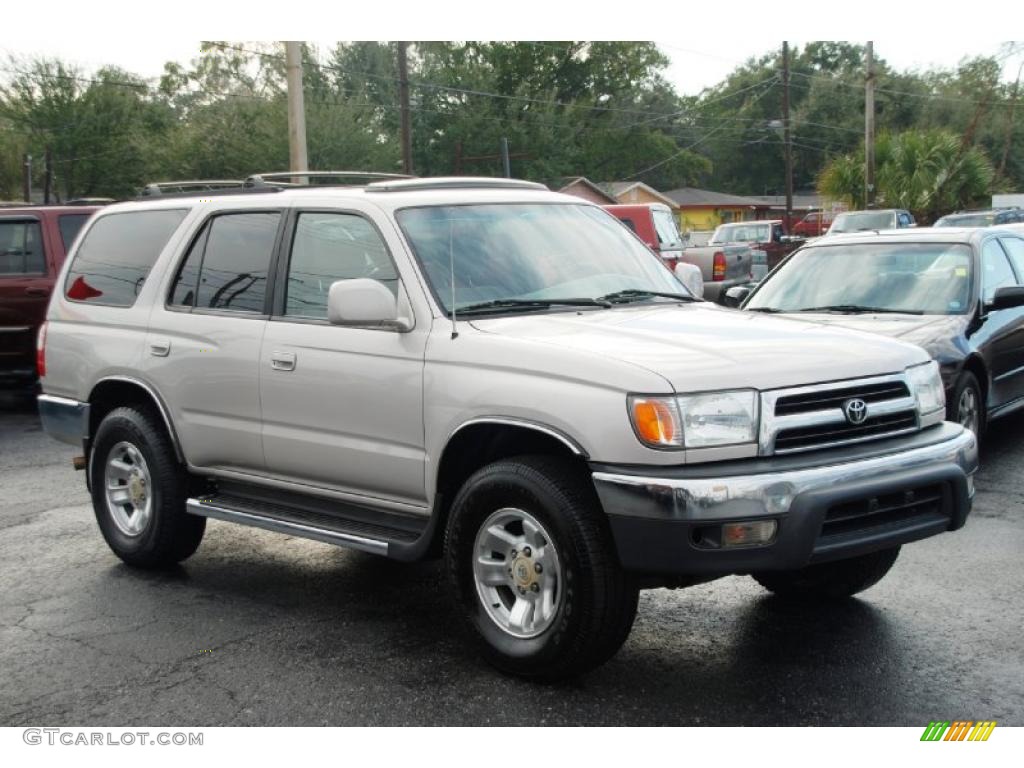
[722,520,777,548]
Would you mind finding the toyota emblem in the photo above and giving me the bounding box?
[843,398,868,425]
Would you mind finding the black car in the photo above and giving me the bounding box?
[934,208,1024,228]
[730,227,1024,440]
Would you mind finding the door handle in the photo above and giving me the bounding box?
[25,287,49,297]
[149,338,171,357]
[270,351,296,371]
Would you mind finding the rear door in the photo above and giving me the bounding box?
[0,216,50,374]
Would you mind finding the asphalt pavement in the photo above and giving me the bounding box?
[1,386,1022,726]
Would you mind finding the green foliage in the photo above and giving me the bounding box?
[818,130,995,221]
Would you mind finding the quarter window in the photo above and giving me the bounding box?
[0,219,45,275]
[194,213,280,313]
[64,209,187,306]
[284,212,397,319]
[981,239,1017,303]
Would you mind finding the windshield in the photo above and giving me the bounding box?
[652,208,682,248]
[935,213,995,228]
[396,203,688,314]
[830,211,896,233]
[745,242,974,315]
[710,223,768,244]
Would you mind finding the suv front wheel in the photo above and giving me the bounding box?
[89,406,205,568]
[445,456,638,680]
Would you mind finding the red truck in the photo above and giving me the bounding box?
[604,203,685,271]
[0,205,100,383]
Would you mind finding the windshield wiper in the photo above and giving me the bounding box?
[796,304,924,315]
[454,297,612,315]
[746,306,782,313]
[597,289,700,304]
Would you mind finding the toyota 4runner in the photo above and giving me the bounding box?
[37,175,978,680]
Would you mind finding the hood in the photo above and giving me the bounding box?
[469,303,929,393]
[784,313,968,364]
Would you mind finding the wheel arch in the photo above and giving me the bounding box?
[961,354,989,409]
[87,376,185,464]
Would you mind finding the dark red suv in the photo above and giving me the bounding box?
[0,205,100,383]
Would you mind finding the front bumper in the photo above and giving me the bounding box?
[593,423,977,577]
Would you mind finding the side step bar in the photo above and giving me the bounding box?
[186,497,391,555]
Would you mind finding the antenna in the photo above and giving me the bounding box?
[449,219,458,340]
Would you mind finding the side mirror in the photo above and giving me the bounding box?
[723,285,753,308]
[327,279,412,330]
[674,262,704,299]
[988,285,1024,311]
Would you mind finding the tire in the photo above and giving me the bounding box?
[89,406,205,568]
[948,370,984,440]
[444,456,638,680]
[752,546,900,601]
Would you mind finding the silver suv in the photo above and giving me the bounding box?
[37,176,978,679]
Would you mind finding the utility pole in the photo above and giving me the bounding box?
[782,41,793,233]
[43,147,52,205]
[284,42,309,178]
[500,137,511,178]
[22,154,31,203]
[865,41,876,208]
[397,42,413,175]
[999,59,1023,178]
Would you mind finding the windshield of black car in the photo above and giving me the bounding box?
[396,203,688,314]
[745,242,974,315]
[831,211,895,232]
[710,224,768,244]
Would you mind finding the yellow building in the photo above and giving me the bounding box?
[663,187,763,233]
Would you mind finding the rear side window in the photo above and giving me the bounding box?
[0,219,45,275]
[58,214,91,252]
[170,212,279,313]
[65,209,187,306]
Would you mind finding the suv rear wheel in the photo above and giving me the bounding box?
[89,406,205,568]
[752,546,900,600]
[445,456,638,680]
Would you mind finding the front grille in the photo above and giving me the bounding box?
[774,410,917,452]
[815,483,949,550]
[775,381,909,416]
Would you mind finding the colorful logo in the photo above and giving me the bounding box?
[920,721,996,741]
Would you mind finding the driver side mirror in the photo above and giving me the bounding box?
[987,285,1024,311]
[674,262,704,299]
[327,278,412,331]
[723,285,753,308]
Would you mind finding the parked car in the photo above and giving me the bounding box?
[733,227,1024,440]
[0,205,100,383]
[827,209,916,234]
[706,219,803,276]
[934,208,1024,228]
[792,210,836,238]
[38,176,977,680]
[604,203,684,271]
[679,228,755,302]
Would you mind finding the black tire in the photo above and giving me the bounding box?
[445,456,638,680]
[948,370,984,441]
[89,406,205,568]
[752,546,900,600]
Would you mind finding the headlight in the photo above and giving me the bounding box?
[906,360,945,416]
[629,390,758,449]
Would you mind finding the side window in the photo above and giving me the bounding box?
[58,214,91,252]
[771,223,783,241]
[195,212,280,313]
[285,212,397,319]
[982,239,1017,303]
[168,225,210,308]
[0,219,45,275]
[998,237,1024,284]
[65,209,187,306]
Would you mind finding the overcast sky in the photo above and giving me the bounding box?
[2,39,1022,97]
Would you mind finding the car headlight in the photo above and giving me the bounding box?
[906,360,945,416]
[629,390,759,449]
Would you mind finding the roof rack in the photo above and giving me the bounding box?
[245,171,415,187]
[365,177,549,193]
[141,180,246,196]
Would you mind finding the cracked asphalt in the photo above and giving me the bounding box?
[1,386,1022,726]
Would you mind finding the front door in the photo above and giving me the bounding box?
[259,209,429,510]
[978,237,1024,410]
[0,217,50,374]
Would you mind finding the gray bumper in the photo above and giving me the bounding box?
[592,423,978,576]
[38,394,89,447]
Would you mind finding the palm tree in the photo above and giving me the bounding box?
[818,129,994,223]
